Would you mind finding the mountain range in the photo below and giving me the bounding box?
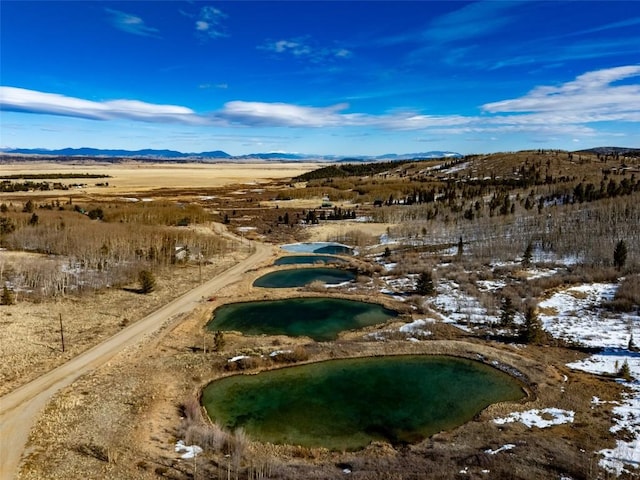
[0,147,462,162]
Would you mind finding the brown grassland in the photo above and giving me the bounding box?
[1,151,639,479]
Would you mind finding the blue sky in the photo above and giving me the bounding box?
[1,1,639,156]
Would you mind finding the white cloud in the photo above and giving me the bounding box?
[2,66,638,141]
[217,101,363,127]
[0,87,203,124]
[483,65,640,115]
[196,6,228,39]
[105,8,160,38]
[260,38,351,62]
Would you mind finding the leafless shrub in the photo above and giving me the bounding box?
[225,356,267,371]
[609,274,640,312]
[271,346,309,363]
[184,424,227,452]
[305,280,327,292]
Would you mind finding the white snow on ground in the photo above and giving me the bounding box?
[236,226,256,232]
[431,280,497,327]
[522,267,559,280]
[539,283,640,349]
[537,282,640,475]
[568,353,640,476]
[399,318,434,334]
[269,350,293,357]
[485,444,516,455]
[227,355,251,363]
[175,440,202,459]
[476,279,506,291]
[494,408,575,428]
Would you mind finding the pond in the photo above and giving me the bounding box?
[281,242,353,255]
[202,355,525,450]
[274,255,347,266]
[207,297,398,341]
[253,267,356,288]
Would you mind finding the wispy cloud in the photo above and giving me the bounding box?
[2,66,638,140]
[424,1,521,44]
[259,37,352,63]
[216,101,363,127]
[0,87,203,124]
[483,65,640,115]
[105,8,160,38]
[195,6,228,39]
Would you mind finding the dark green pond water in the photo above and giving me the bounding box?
[253,267,355,288]
[274,255,347,266]
[281,242,353,255]
[207,297,398,341]
[202,355,525,450]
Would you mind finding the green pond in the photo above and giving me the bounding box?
[281,242,353,255]
[202,355,525,450]
[274,255,346,266]
[253,267,355,288]
[207,297,398,341]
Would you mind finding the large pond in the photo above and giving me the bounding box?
[202,355,525,450]
[253,267,355,288]
[207,297,398,341]
[274,255,347,266]
[281,242,353,255]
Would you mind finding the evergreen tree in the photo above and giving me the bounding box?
[456,236,464,257]
[415,271,435,295]
[522,241,533,268]
[500,296,516,328]
[28,213,39,226]
[138,270,156,294]
[523,304,545,345]
[613,240,627,271]
[617,360,632,381]
[1,285,15,305]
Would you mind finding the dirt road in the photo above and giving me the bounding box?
[0,239,275,480]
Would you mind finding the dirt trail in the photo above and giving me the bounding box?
[0,238,275,480]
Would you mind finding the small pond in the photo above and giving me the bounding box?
[202,355,525,450]
[274,255,347,266]
[253,267,355,288]
[281,242,353,255]
[207,297,398,341]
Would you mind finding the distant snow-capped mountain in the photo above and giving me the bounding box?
[0,147,462,161]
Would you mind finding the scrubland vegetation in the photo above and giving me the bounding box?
[3,148,640,480]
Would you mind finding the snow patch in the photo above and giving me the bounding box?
[175,440,202,459]
[485,444,516,455]
[494,408,574,428]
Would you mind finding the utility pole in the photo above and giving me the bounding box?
[59,313,65,352]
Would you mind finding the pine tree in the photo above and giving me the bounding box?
[617,360,632,381]
[500,296,516,328]
[138,270,156,294]
[613,240,627,271]
[1,285,15,305]
[523,304,545,345]
[457,236,464,257]
[522,241,533,268]
[415,271,435,295]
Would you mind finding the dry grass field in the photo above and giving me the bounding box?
[0,161,324,197]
